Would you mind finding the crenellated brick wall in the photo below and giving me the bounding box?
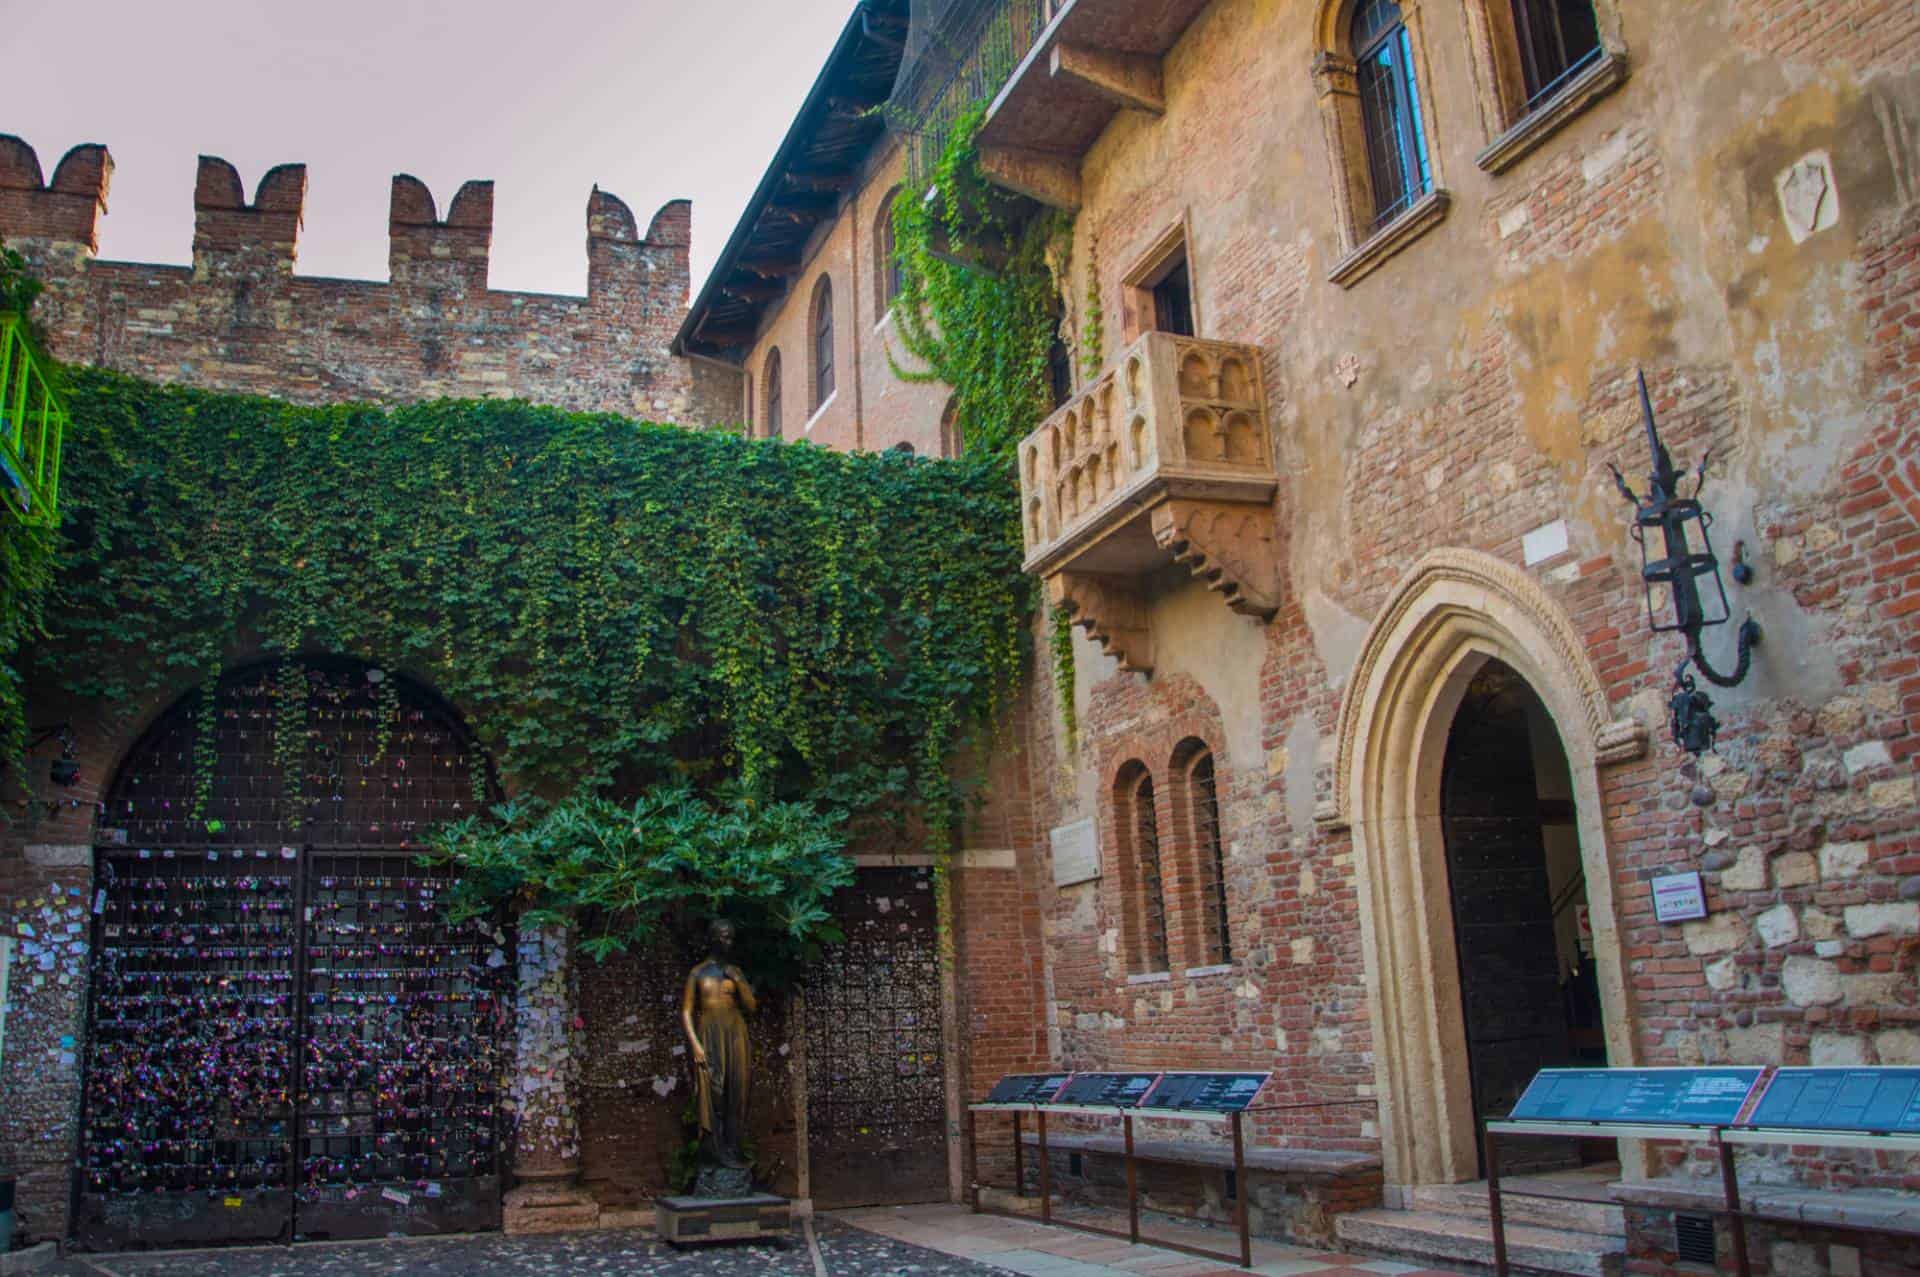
[0,136,695,419]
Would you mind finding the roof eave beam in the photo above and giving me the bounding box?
[1049,42,1165,115]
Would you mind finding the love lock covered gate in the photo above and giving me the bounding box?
[73,660,510,1250]
[802,867,949,1209]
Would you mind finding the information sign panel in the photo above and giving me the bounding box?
[1746,1068,1920,1134]
[984,1073,1073,1106]
[1142,1072,1270,1113]
[1055,1072,1160,1108]
[1509,1068,1763,1127]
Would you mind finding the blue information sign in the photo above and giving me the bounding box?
[1746,1068,1920,1134]
[984,1074,1073,1105]
[1143,1072,1270,1113]
[1509,1068,1763,1126]
[1055,1073,1159,1108]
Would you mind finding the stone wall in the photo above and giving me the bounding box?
[0,137,694,419]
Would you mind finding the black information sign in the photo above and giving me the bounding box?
[1055,1073,1160,1108]
[1746,1068,1920,1134]
[984,1074,1074,1106]
[1509,1068,1763,1126]
[1143,1072,1271,1112]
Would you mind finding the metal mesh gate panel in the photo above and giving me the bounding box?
[803,867,948,1209]
[74,660,507,1250]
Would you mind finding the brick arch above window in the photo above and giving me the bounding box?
[1169,737,1232,969]
[1111,759,1171,976]
[810,275,836,413]
[763,347,784,440]
[874,188,904,316]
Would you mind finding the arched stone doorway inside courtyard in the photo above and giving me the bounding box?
[1439,659,1609,1173]
[73,658,509,1250]
[1326,548,1646,1190]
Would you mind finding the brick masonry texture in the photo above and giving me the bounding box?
[0,138,694,418]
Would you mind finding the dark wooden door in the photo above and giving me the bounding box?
[802,867,949,1208]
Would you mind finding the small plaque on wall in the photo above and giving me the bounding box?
[1652,871,1707,924]
[1050,818,1099,887]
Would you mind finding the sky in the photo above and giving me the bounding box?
[1,0,859,297]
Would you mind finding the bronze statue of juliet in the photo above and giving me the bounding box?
[678,918,758,1170]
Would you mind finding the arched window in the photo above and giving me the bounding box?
[1175,742,1232,966]
[1352,0,1432,231]
[764,348,784,439]
[875,194,904,314]
[811,277,836,410]
[1115,762,1170,974]
[938,395,963,458]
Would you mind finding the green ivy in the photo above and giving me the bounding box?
[37,369,1032,854]
[424,785,853,972]
[1080,240,1104,381]
[1049,602,1077,756]
[886,103,1070,465]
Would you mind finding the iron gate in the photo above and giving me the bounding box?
[802,867,949,1208]
[73,660,508,1249]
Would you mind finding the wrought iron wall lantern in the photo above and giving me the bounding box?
[1608,371,1761,797]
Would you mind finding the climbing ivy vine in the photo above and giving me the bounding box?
[886,103,1071,465]
[37,370,1032,855]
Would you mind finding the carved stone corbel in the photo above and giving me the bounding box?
[1048,571,1154,674]
[1149,499,1282,620]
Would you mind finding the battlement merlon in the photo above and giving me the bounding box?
[587,188,692,305]
[0,137,113,252]
[193,157,307,276]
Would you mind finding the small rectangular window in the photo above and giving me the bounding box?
[1152,259,1195,338]
[1511,0,1602,109]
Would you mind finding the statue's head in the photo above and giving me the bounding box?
[708,917,736,955]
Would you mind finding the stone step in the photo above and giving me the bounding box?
[1336,1208,1624,1277]
[1406,1181,1624,1235]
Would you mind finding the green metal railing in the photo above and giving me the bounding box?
[0,312,66,526]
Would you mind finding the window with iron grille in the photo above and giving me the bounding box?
[1352,0,1432,230]
[1511,0,1601,110]
[812,277,836,409]
[1187,749,1231,965]
[765,348,784,439]
[1121,765,1170,974]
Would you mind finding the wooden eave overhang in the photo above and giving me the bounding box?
[673,0,908,361]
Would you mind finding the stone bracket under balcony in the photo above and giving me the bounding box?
[1019,332,1282,676]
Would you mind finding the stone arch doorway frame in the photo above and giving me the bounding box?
[1317,548,1647,1190]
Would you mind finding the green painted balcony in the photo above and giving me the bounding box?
[0,313,66,525]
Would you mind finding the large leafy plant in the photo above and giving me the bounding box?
[425,785,853,974]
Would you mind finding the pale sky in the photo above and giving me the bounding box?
[1,0,858,297]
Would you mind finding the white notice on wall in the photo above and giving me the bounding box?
[1050,818,1100,888]
[1651,871,1708,924]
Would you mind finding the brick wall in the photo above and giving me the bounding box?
[0,137,694,419]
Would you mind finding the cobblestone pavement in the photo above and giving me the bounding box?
[43,1205,1472,1276]
[835,1203,1473,1277]
[49,1216,992,1276]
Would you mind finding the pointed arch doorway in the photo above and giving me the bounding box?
[1441,659,1609,1173]
[1323,549,1647,1190]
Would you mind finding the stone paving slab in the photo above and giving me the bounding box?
[44,1217,991,1277]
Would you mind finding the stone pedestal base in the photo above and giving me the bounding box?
[656,1193,793,1246]
[503,1180,601,1236]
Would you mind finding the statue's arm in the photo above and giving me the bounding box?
[679,970,706,1064]
[727,964,758,1014]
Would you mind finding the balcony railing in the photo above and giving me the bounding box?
[1017,332,1280,673]
[0,313,66,526]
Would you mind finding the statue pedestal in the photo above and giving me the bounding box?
[693,1164,754,1198]
[655,1192,792,1246]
